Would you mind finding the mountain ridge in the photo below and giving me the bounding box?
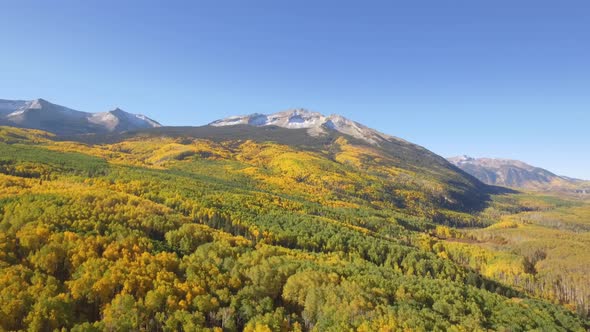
[0,97,491,212]
[210,109,403,146]
[0,98,161,135]
[3,98,586,196]
[449,155,589,192]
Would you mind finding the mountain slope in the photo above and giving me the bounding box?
[448,155,589,192]
[208,110,490,211]
[0,98,161,135]
[52,124,488,215]
[0,99,28,116]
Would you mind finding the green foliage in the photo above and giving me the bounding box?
[0,143,109,179]
[0,127,588,331]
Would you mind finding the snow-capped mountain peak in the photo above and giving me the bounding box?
[28,98,47,109]
[209,109,397,145]
[6,98,87,120]
[90,107,162,132]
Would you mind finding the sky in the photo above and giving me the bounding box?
[1,1,589,178]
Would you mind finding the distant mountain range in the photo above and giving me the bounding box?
[1,98,587,195]
[448,155,589,193]
[0,98,160,135]
[1,99,492,210]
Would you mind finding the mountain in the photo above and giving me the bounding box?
[88,107,161,133]
[0,98,161,135]
[208,109,494,209]
[210,109,400,146]
[448,155,589,192]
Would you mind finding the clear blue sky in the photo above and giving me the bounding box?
[1,1,589,178]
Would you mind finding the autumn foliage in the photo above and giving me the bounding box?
[0,126,588,331]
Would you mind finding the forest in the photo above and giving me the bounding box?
[0,126,588,331]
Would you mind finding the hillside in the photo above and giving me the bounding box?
[0,125,588,331]
[208,110,491,209]
[449,155,590,193]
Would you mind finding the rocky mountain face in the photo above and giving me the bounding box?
[209,109,401,146]
[0,98,160,135]
[448,155,589,192]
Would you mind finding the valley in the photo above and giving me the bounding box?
[442,192,590,318]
